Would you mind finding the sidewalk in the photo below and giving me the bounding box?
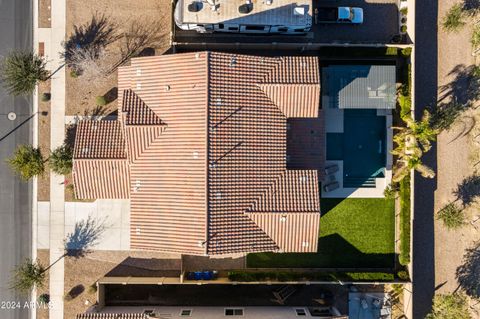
[38,0,67,317]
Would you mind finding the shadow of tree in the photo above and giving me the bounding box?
[463,0,480,15]
[454,175,480,206]
[456,242,480,298]
[62,13,120,72]
[64,216,106,259]
[430,64,480,131]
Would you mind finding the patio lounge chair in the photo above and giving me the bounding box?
[323,181,339,192]
[324,164,339,175]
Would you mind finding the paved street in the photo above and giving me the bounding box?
[0,1,33,319]
[412,0,438,318]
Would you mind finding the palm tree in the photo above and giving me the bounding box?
[7,145,46,181]
[391,110,438,182]
[0,51,49,96]
[49,145,73,175]
[442,4,467,33]
[10,259,46,295]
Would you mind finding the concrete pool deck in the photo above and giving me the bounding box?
[322,108,392,198]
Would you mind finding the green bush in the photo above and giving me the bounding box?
[69,69,79,78]
[49,145,73,175]
[401,25,407,33]
[442,4,466,33]
[436,202,465,229]
[41,92,51,102]
[38,293,50,304]
[398,63,412,120]
[397,270,410,281]
[96,95,107,106]
[7,145,46,181]
[399,175,411,266]
[400,7,408,15]
[385,47,398,56]
[401,47,412,57]
[227,271,395,282]
[87,283,98,294]
[384,183,398,199]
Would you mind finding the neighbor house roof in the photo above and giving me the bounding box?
[73,52,323,255]
[321,65,397,109]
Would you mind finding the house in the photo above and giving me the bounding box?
[73,52,324,256]
[174,0,313,34]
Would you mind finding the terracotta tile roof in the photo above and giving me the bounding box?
[73,52,323,255]
[73,121,126,159]
[119,53,209,255]
[206,52,321,255]
[73,159,130,199]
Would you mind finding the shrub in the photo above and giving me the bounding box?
[384,183,398,199]
[69,69,79,78]
[96,95,107,106]
[88,283,98,294]
[38,293,50,304]
[41,92,51,102]
[227,271,395,282]
[401,47,412,57]
[426,293,471,319]
[400,7,408,15]
[399,175,411,266]
[400,25,407,33]
[436,202,465,230]
[442,4,466,33]
[385,47,398,56]
[397,270,410,281]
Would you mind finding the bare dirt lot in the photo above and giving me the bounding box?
[65,0,172,116]
[434,0,480,316]
[37,81,51,201]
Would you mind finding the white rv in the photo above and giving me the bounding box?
[174,0,313,34]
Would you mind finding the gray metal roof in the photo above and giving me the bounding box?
[322,65,397,109]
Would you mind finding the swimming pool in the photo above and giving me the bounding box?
[326,109,386,188]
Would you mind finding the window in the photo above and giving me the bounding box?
[180,309,192,316]
[245,25,266,31]
[225,308,244,316]
[278,27,288,32]
[228,26,239,31]
[295,308,307,316]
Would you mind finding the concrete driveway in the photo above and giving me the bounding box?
[38,200,130,251]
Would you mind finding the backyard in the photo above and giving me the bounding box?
[247,198,395,269]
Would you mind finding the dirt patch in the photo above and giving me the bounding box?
[36,249,50,319]
[38,81,51,201]
[65,0,172,116]
[434,0,480,309]
[38,0,51,28]
[64,250,180,317]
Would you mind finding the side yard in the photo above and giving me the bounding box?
[247,198,395,269]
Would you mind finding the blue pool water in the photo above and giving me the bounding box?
[327,109,386,188]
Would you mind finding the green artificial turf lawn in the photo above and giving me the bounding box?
[247,198,395,269]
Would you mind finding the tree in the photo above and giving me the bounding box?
[442,4,467,33]
[7,145,46,181]
[10,259,47,295]
[426,293,471,319]
[436,202,466,229]
[49,145,73,175]
[0,51,49,95]
[391,110,439,182]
